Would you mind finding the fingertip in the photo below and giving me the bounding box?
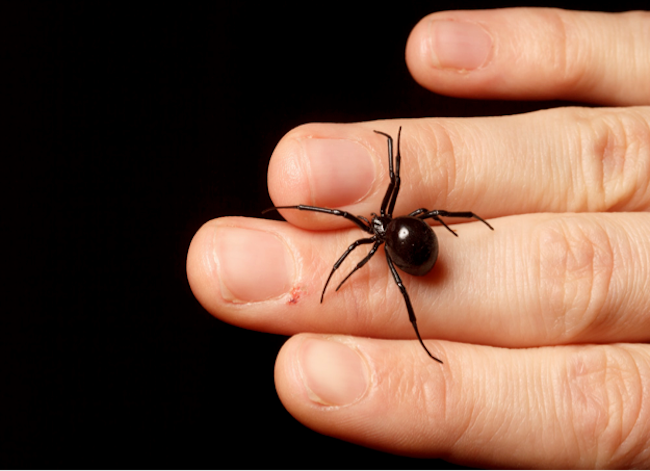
[186,217,298,327]
[274,334,454,457]
[187,219,220,314]
[407,14,493,73]
[267,123,382,229]
[267,127,312,212]
[406,11,498,98]
[275,335,371,411]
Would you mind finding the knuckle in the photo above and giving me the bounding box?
[544,9,574,87]
[535,216,615,341]
[575,109,650,211]
[533,9,592,95]
[559,346,650,467]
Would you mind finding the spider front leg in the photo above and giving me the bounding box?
[335,240,382,292]
[262,205,372,233]
[386,253,443,364]
[321,237,376,302]
[374,126,402,218]
[411,208,494,234]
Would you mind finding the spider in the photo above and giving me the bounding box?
[264,127,493,363]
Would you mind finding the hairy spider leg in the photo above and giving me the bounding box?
[385,253,443,364]
[417,209,494,231]
[335,240,383,292]
[374,126,402,218]
[262,205,372,233]
[320,237,376,302]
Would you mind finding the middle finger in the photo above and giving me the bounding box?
[188,211,650,347]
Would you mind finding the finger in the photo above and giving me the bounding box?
[405,8,650,106]
[187,213,650,347]
[267,107,650,231]
[275,334,650,468]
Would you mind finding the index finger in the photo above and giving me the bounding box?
[268,108,650,230]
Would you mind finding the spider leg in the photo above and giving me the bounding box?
[419,209,494,231]
[416,208,494,234]
[408,208,457,236]
[408,208,427,217]
[321,237,376,303]
[374,127,402,218]
[387,126,402,217]
[335,240,383,292]
[385,253,443,364]
[263,205,372,233]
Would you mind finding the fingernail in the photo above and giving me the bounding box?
[214,227,295,303]
[300,338,369,406]
[428,19,492,70]
[303,138,375,208]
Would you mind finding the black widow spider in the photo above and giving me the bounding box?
[264,128,493,363]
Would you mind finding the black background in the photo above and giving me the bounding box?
[1,1,646,469]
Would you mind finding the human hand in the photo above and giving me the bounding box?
[187,8,650,468]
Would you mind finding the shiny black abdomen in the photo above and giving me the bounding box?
[384,216,439,276]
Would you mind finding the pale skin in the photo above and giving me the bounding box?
[187,8,650,468]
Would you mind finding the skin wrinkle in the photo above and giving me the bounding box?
[631,222,650,325]
[632,13,650,103]
[458,123,483,206]
[610,110,650,210]
[628,352,650,467]
[549,117,572,210]
[569,349,610,465]
[583,113,609,211]
[423,121,455,209]
[471,354,506,450]
[605,352,629,462]
[458,122,489,208]
[563,220,614,340]
[560,12,602,99]
[554,347,650,468]
[581,219,615,341]
[536,215,615,343]
[633,110,650,209]
[621,349,650,463]
[519,223,544,338]
[538,360,559,459]
[406,126,429,209]
[552,10,571,90]
[538,114,569,210]
[603,349,645,467]
[595,113,629,210]
[443,349,476,456]
[614,12,650,105]
[416,132,440,209]
[536,217,571,339]
[566,112,587,211]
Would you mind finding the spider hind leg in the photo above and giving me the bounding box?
[386,252,443,364]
